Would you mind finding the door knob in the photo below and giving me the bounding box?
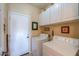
[27,36,29,38]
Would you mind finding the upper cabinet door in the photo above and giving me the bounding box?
[62,3,79,21]
[39,12,45,26]
[57,4,62,22]
[50,4,56,24]
[43,8,50,25]
[50,3,62,24]
[39,8,50,26]
[39,3,79,26]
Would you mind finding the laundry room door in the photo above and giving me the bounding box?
[8,12,31,56]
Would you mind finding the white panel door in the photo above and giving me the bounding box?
[8,12,31,56]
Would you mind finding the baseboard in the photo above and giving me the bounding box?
[20,52,29,56]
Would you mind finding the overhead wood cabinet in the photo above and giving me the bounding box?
[39,3,79,26]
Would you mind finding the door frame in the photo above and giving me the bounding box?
[0,4,5,55]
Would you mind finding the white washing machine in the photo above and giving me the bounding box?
[32,34,48,56]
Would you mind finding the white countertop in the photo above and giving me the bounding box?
[43,41,78,56]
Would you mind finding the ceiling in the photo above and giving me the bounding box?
[29,3,53,9]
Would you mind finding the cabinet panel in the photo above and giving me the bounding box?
[39,3,79,26]
[50,4,57,24]
[57,4,62,22]
[62,3,78,21]
[39,12,45,26]
[43,8,50,25]
[50,4,62,24]
[39,8,50,26]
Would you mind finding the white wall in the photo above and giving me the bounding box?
[8,3,41,22]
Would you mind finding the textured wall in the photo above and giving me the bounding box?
[40,20,79,39]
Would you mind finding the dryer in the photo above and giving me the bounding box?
[32,34,48,56]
